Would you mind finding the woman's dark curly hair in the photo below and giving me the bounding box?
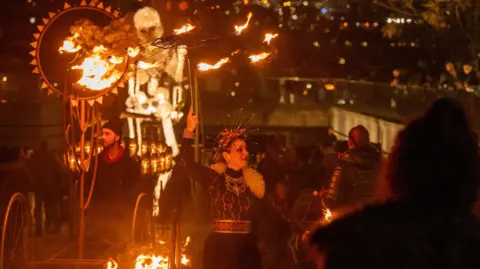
[386,98,478,210]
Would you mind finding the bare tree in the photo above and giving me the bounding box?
[375,0,480,63]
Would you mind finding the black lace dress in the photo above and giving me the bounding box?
[179,137,263,269]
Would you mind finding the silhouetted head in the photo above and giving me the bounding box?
[348,125,370,149]
[39,140,48,152]
[386,98,477,210]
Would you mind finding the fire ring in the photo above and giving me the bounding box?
[30,1,130,100]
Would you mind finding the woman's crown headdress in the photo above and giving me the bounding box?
[212,112,257,160]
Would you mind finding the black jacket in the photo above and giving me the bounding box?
[326,145,381,209]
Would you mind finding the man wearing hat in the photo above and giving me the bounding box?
[86,118,140,244]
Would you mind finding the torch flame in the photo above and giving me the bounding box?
[184,236,191,247]
[234,12,253,36]
[59,33,81,54]
[263,33,278,45]
[128,47,140,58]
[93,45,108,54]
[106,258,118,269]
[108,56,124,64]
[230,49,241,56]
[173,23,196,35]
[71,45,122,91]
[249,52,271,63]
[323,208,332,222]
[137,61,159,69]
[197,57,230,71]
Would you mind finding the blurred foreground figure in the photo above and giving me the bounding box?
[86,119,140,244]
[310,98,480,269]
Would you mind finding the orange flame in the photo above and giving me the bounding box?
[59,33,81,54]
[197,57,230,71]
[230,49,241,56]
[128,47,140,58]
[133,254,190,269]
[108,56,124,64]
[323,208,332,222]
[106,236,191,269]
[137,61,159,69]
[263,33,278,45]
[234,12,253,36]
[106,258,118,269]
[249,52,271,63]
[173,23,195,35]
[71,45,122,91]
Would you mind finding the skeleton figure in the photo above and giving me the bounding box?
[127,7,187,216]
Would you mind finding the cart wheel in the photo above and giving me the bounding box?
[0,193,30,269]
[131,193,153,244]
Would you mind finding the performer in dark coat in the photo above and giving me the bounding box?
[86,119,140,243]
[179,107,265,269]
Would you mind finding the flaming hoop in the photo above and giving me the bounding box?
[29,0,129,102]
[27,1,133,264]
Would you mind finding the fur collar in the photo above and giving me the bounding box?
[210,163,265,199]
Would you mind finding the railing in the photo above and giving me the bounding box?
[200,76,480,127]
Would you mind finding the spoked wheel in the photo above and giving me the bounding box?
[0,193,30,269]
[131,193,153,245]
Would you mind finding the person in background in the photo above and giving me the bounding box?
[460,62,479,92]
[309,98,480,269]
[325,125,381,211]
[28,141,61,236]
[258,139,284,194]
[0,147,32,203]
[260,179,294,269]
[86,119,140,245]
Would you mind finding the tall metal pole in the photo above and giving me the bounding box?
[193,71,200,162]
[78,99,86,259]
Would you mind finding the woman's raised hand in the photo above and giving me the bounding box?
[186,106,198,133]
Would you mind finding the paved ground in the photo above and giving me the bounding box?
[27,229,114,269]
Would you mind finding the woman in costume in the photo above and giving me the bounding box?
[180,107,265,269]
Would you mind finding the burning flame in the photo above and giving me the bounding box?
[133,254,190,269]
[184,236,191,247]
[173,23,196,35]
[234,12,253,36]
[93,45,108,54]
[59,33,81,54]
[137,61,159,69]
[106,258,118,269]
[263,33,278,45]
[249,52,271,63]
[231,49,241,56]
[128,47,140,58]
[323,208,332,222]
[197,57,230,71]
[71,45,122,91]
[108,56,124,64]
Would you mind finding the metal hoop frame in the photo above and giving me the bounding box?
[33,5,130,100]
[131,192,154,245]
[0,193,30,269]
